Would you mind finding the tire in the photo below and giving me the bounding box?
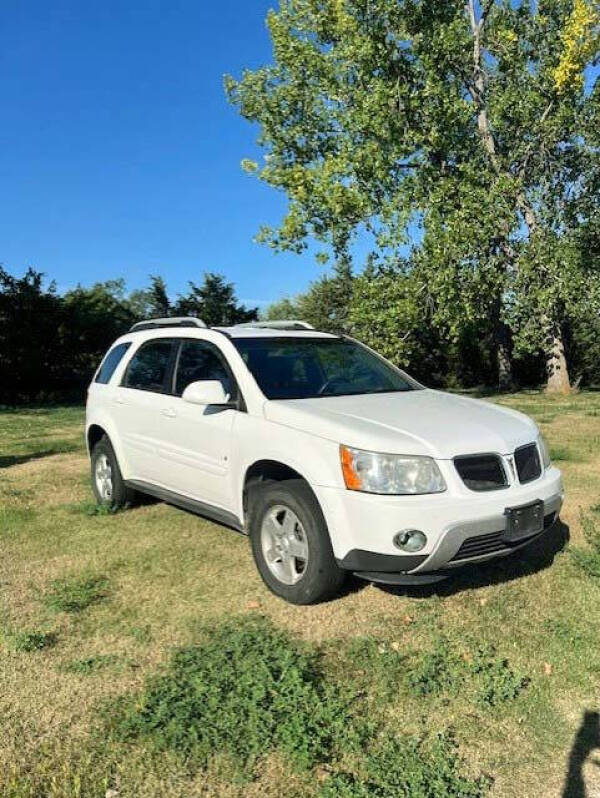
[90,435,135,510]
[248,479,345,605]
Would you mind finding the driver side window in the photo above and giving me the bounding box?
[174,340,235,398]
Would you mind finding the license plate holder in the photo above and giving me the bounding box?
[504,500,544,542]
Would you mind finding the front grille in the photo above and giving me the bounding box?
[515,443,542,484]
[449,511,556,562]
[454,454,507,491]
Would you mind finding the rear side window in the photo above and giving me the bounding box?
[95,342,131,384]
[174,340,235,398]
[123,340,175,393]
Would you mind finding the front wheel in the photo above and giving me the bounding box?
[248,479,345,605]
[91,435,135,510]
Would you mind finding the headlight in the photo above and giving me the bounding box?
[340,445,447,495]
[537,433,551,469]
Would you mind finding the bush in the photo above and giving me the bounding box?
[108,617,362,773]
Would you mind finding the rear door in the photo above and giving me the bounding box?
[112,337,178,483]
[156,338,238,511]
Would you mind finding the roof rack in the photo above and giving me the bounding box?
[234,320,315,331]
[130,317,206,332]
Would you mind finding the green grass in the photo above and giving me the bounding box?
[570,513,600,578]
[318,733,490,798]
[2,393,600,797]
[108,616,363,778]
[11,630,57,653]
[62,654,121,675]
[0,404,84,467]
[42,573,110,613]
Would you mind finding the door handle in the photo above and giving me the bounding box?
[113,396,126,405]
[161,408,177,418]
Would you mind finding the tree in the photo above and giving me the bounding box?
[262,258,353,333]
[226,0,600,392]
[0,267,63,402]
[262,296,299,321]
[173,273,258,326]
[61,279,137,389]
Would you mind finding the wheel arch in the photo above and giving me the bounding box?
[85,416,130,479]
[241,459,323,529]
[87,423,106,454]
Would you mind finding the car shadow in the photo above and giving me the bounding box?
[373,518,570,600]
[561,710,600,798]
[0,449,76,469]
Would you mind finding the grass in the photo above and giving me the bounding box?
[108,616,363,778]
[42,573,110,613]
[1,392,600,796]
[11,630,57,652]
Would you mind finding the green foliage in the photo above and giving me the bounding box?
[68,501,120,517]
[43,573,109,613]
[549,446,576,462]
[227,0,600,389]
[318,732,490,798]
[108,617,362,774]
[406,638,528,708]
[348,264,451,384]
[571,513,600,578]
[468,645,529,708]
[344,636,409,700]
[407,640,463,697]
[12,630,57,652]
[171,272,257,326]
[0,269,257,404]
[264,261,354,334]
[62,655,119,675]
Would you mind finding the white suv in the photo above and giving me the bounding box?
[86,317,564,604]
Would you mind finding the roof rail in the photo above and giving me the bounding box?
[234,320,315,331]
[130,317,206,332]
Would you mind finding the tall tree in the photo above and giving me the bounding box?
[173,273,258,326]
[226,0,600,392]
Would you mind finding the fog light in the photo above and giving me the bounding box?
[393,529,427,552]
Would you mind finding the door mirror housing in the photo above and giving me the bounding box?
[182,380,231,406]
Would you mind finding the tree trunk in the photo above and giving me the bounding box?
[497,331,513,391]
[490,295,513,390]
[545,327,571,393]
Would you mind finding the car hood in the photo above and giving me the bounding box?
[263,389,538,459]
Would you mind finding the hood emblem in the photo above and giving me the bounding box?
[505,455,517,481]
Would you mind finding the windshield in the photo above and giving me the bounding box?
[233,337,421,400]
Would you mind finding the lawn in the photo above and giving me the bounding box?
[1,394,600,798]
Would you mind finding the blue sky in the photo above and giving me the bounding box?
[0,0,332,307]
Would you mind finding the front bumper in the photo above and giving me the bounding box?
[317,465,564,582]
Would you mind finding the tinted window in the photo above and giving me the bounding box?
[95,342,131,384]
[233,338,419,400]
[123,340,174,393]
[175,340,234,397]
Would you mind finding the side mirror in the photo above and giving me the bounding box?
[182,380,231,406]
